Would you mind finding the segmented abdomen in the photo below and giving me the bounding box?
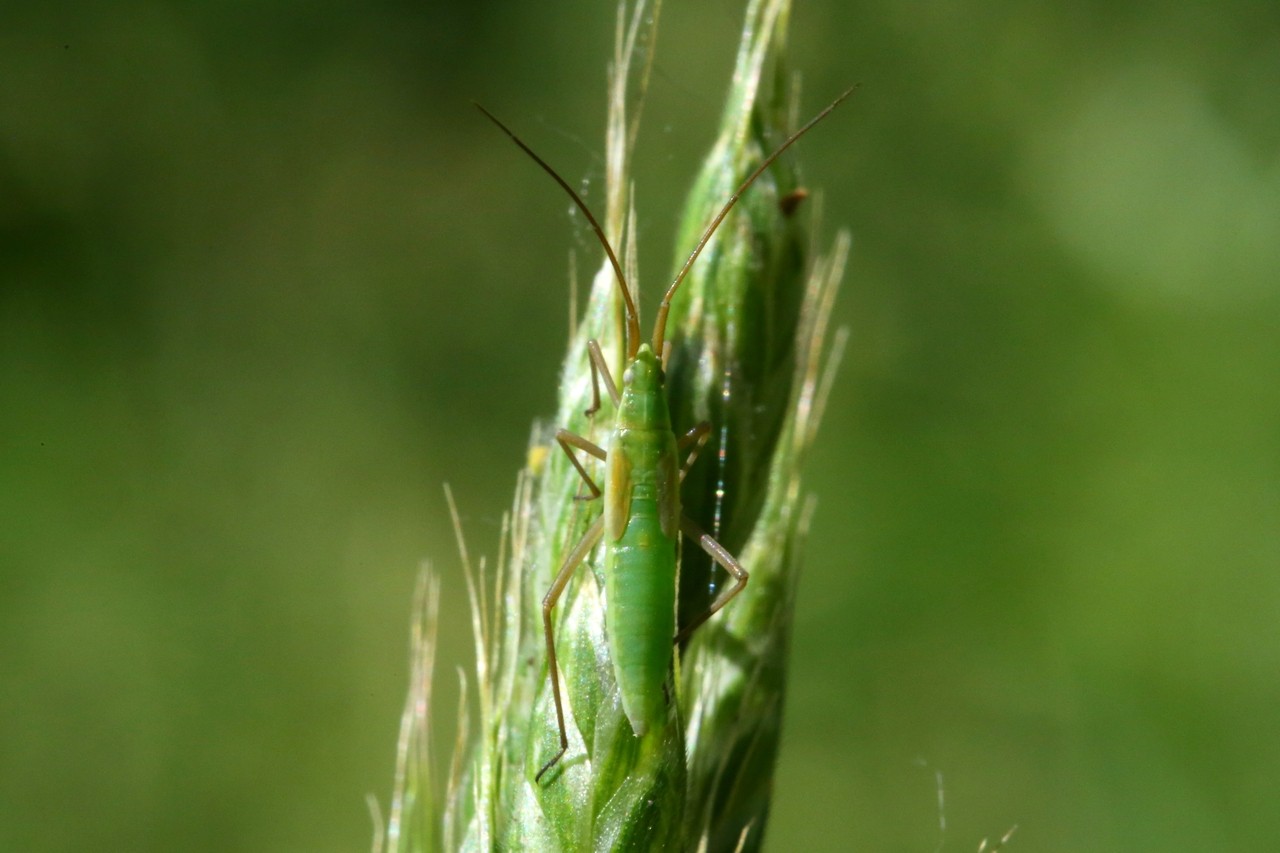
[605,496,678,737]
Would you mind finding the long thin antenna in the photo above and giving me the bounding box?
[475,102,643,358]
[650,85,858,357]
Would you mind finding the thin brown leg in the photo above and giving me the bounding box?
[556,429,607,500]
[674,515,749,644]
[537,516,605,783]
[584,339,620,417]
[677,420,712,481]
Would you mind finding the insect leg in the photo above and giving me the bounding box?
[676,421,712,481]
[584,339,620,417]
[555,429,607,500]
[674,515,749,644]
[538,515,605,783]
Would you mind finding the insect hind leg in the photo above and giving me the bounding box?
[537,516,605,783]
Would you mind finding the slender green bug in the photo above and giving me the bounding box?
[477,86,852,783]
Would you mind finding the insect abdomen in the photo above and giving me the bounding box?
[605,498,678,736]
[604,427,680,737]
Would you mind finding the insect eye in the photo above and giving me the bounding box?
[623,367,634,385]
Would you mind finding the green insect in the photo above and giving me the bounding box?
[477,87,852,783]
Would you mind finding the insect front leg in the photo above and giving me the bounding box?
[584,339,620,417]
[674,515,749,645]
[555,430,606,500]
[677,421,712,481]
[538,516,605,783]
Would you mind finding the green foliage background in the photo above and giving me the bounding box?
[2,1,1276,850]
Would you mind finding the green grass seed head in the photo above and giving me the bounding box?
[380,0,849,850]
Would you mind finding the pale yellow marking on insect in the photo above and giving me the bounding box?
[606,446,632,541]
[657,446,679,540]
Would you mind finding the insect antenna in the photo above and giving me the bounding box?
[474,103,643,359]
[650,85,858,357]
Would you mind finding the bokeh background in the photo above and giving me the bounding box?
[3,0,1277,850]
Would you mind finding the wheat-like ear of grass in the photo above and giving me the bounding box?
[377,0,849,849]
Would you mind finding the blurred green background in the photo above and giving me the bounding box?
[2,1,1277,850]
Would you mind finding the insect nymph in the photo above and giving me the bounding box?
[477,88,851,783]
